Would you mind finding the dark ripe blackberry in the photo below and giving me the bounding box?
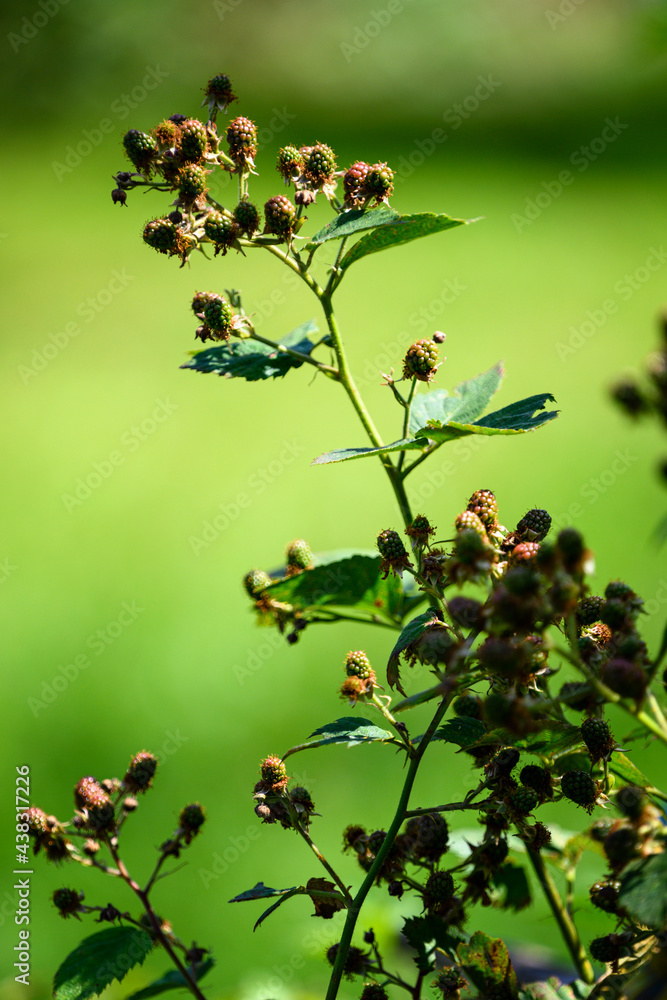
[560,769,597,808]
[243,569,271,597]
[606,580,635,600]
[177,163,207,203]
[453,693,483,719]
[361,162,395,202]
[589,935,621,965]
[520,765,552,798]
[601,658,647,700]
[304,142,337,185]
[408,812,449,861]
[454,510,486,538]
[203,295,233,338]
[589,880,621,913]
[226,116,258,165]
[345,651,372,679]
[576,595,605,627]
[276,145,303,183]
[516,508,552,542]
[178,118,208,161]
[143,218,177,254]
[403,339,439,381]
[467,489,498,529]
[556,528,585,570]
[360,985,389,1000]
[510,786,539,815]
[603,826,640,868]
[448,597,483,629]
[615,784,645,821]
[52,888,83,918]
[611,380,648,416]
[232,200,260,238]
[424,870,455,910]
[601,599,628,630]
[179,802,206,836]
[343,160,370,206]
[504,565,541,597]
[580,718,615,761]
[286,538,313,570]
[263,195,297,240]
[376,529,407,560]
[203,211,237,251]
[122,129,157,172]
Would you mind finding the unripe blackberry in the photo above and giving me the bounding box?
[601,658,647,700]
[467,489,498,529]
[203,74,237,114]
[510,787,539,815]
[179,802,206,836]
[482,693,514,727]
[24,806,48,837]
[178,118,208,161]
[177,163,207,203]
[589,880,621,913]
[503,565,541,597]
[203,294,233,338]
[367,829,386,857]
[615,784,645,821]
[343,161,370,206]
[407,812,449,861]
[243,569,271,597]
[589,935,621,964]
[448,597,483,629]
[377,529,407,561]
[124,752,158,794]
[345,651,372,679]
[361,162,395,202]
[74,776,108,811]
[509,542,540,565]
[404,513,435,547]
[516,508,552,542]
[290,786,314,812]
[203,211,237,251]
[276,145,303,183]
[264,195,297,240]
[560,769,597,808]
[605,580,634,600]
[478,637,528,680]
[581,718,615,761]
[520,765,552,798]
[143,218,178,254]
[614,634,646,661]
[233,200,261,238]
[152,118,179,148]
[453,528,491,564]
[432,968,467,997]
[122,129,157,172]
[286,538,313,570]
[260,755,288,788]
[360,984,389,1000]
[191,291,216,318]
[53,888,84,918]
[304,142,337,186]
[226,116,257,166]
[603,826,640,867]
[424,870,455,909]
[454,510,486,538]
[453,693,483,719]
[402,339,439,382]
[576,595,605,626]
[526,821,552,851]
[600,599,628,630]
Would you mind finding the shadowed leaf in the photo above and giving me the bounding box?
[53,928,153,1000]
[182,320,319,380]
[124,960,214,1000]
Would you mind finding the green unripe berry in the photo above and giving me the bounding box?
[177,163,207,203]
[233,200,261,237]
[286,538,313,570]
[178,118,208,161]
[576,595,605,627]
[467,489,498,528]
[203,295,233,337]
[345,651,372,679]
[203,211,237,250]
[510,787,539,815]
[402,339,439,381]
[243,569,272,597]
[560,769,597,807]
[580,717,615,761]
[143,218,178,254]
[276,145,303,183]
[362,162,395,201]
[453,693,483,719]
[52,888,83,918]
[520,765,552,797]
[179,802,206,835]
[122,129,157,172]
[304,142,337,185]
[263,195,297,240]
[260,755,288,787]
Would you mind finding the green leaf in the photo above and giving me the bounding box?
[416,393,558,444]
[409,362,505,435]
[339,212,470,270]
[608,752,650,787]
[431,717,488,748]
[252,889,302,931]
[456,931,518,995]
[618,851,667,929]
[124,960,214,1000]
[312,437,428,466]
[305,206,401,247]
[387,608,442,692]
[181,320,319,380]
[53,927,153,1000]
[284,717,395,758]
[492,863,531,911]
[402,916,467,973]
[228,882,292,903]
[262,553,404,624]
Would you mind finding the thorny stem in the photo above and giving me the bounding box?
[325,693,452,1000]
[526,848,595,985]
[105,838,208,1000]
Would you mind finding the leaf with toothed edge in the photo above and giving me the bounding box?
[181,320,320,380]
[339,212,473,270]
[282,717,397,758]
[305,206,401,247]
[53,927,154,1000]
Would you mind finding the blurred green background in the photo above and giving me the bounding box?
[2,0,667,997]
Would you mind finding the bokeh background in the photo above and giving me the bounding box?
[2,0,667,997]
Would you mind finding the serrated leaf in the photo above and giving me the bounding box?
[263,554,404,623]
[492,863,531,911]
[305,206,401,247]
[608,752,650,787]
[402,916,467,973]
[284,717,395,757]
[181,320,319,380]
[124,960,214,1000]
[53,927,153,1000]
[618,852,667,929]
[387,609,442,692]
[416,393,558,444]
[228,881,291,903]
[409,363,504,435]
[312,437,428,466]
[431,717,488,748]
[339,212,470,270]
[456,931,518,994]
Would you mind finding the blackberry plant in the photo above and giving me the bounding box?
[24,72,667,1000]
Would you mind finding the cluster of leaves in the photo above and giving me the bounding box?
[22,752,211,1000]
